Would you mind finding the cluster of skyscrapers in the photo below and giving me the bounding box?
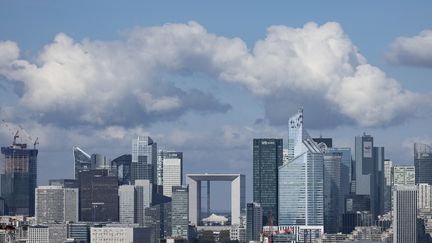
[250,108,431,243]
[0,135,187,242]
[0,109,431,242]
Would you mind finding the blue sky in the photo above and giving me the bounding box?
[1,1,432,210]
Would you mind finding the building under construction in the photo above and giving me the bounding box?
[0,132,38,216]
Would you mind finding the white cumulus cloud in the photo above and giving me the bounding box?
[0,21,429,128]
[386,29,432,68]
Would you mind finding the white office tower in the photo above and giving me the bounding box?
[135,179,152,226]
[159,151,183,197]
[132,136,157,184]
[418,183,431,209]
[119,185,136,224]
[393,185,417,243]
[35,186,79,223]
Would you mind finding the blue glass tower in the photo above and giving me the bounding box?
[278,138,324,226]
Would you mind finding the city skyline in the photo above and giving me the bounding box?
[1,1,432,213]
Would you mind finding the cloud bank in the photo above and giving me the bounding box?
[0,21,430,128]
[387,29,432,68]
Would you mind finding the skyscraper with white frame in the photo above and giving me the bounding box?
[35,185,78,223]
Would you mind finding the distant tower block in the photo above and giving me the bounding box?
[187,174,245,226]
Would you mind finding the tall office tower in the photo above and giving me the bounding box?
[287,108,310,161]
[392,165,415,185]
[1,141,38,216]
[159,151,183,197]
[323,150,341,233]
[246,202,263,242]
[145,201,172,243]
[373,146,385,218]
[354,134,384,218]
[171,186,188,239]
[253,138,283,225]
[278,138,324,226]
[79,170,119,222]
[135,179,153,226]
[112,154,132,185]
[35,185,79,223]
[73,146,91,179]
[417,183,431,209]
[329,148,352,213]
[393,185,417,243]
[132,136,157,184]
[383,160,393,213]
[119,185,136,224]
[415,143,432,185]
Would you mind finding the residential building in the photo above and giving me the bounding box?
[90,226,152,243]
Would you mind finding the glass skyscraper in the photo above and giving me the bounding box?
[246,202,263,242]
[253,138,283,225]
[132,136,157,184]
[1,142,38,216]
[287,108,310,161]
[354,134,384,218]
[112,154,132,185]
[323,150,341,233]
[171,186,188,240]
[278,138,324,226]
[414,143,432,185]
[73,146,92,179]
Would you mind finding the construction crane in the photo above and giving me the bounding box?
[1,119,39,149]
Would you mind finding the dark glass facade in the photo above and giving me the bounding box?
[1,145,38,216]
[78,170,119,222]
[414,143,432,185]
[253,138,283,225]
[111,154,132,185]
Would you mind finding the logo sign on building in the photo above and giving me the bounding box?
[363,141,372,158]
